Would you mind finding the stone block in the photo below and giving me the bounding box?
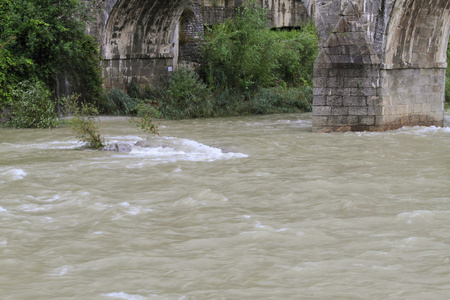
[312,106,332,116]
[359,116,375,126]
[343,96,366,107]
[326,96,343,106]
[313,88,328,96]
[326,77,341,88]
[331,107,349,115]
[349,106,368,116]
[313,95,326,106]
[314,77,327,87]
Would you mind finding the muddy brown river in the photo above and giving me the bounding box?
[1,113,449,299]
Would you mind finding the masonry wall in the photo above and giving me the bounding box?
[312,0,448,132]
[179,3,205,65]
[313,66,382,132]
[378,68,445,129]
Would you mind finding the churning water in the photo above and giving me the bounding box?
[1,113,449,299]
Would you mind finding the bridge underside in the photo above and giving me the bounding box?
[312,0,450,132]
[99,0,188,89]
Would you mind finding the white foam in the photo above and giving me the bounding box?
[397,210,432,218]
[101,292,147,300]
[396,210,434,225]
[128,137,247,163]
[0,168,27,182]
[401,125,450,135]
[245,119,312,127]
[21,204,51,212]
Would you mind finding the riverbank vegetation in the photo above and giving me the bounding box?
[103,1,318,119]
[0,0,102,127]
[1,0,449,130]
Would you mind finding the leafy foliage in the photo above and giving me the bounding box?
[158,67,214,119]
[4,80,59,128]
[119,1,318,120]
[0,0,102,111]
[200,1,278,92]
[101,87,140,116]
[131,102,160,136]
[200,0,318,92]
[65,95,105,149]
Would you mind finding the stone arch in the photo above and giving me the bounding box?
[101,0,189,89]
[384,0,450,69]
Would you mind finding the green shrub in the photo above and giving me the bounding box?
[200,0,280,92]
[101,87,140,115]
[251,86,312,114]
[200,1,318,92]
[158,67,214,119]
[270,23,318,87]
[0,0,102,108]
[5,80,58,128]
[66,98,105,150]
[131,101,160,136]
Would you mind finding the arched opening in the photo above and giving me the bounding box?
[102,0,189,89]
[380,0,450,128]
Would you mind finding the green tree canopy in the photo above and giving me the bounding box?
[0,0,102,109]
[200,0,318,93]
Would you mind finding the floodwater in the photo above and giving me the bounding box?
[1,113,449,299]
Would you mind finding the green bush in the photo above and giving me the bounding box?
[270,23,318,87]
[131,101,160,136]
[101,87,140,115]
[158,67,214,119]
[251,86,312,114]
[200,1,318,92]
[200,1,280,92]
[0,0,102,108]
[5,80,58,128]
[65,97,105,150]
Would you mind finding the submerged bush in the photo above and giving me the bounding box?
[64,95,105,149]
[5,80,58,128]
[131,101,160,136]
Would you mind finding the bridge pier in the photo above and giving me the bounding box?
[311,0,449,132]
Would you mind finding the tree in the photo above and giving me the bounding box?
[0,0,102,113]
[200,0,318,93]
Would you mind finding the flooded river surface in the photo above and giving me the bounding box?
[1,113,449,299]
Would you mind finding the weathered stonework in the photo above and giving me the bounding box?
[179,3,205,65]
[90,0,450,132]
[201,0,309,28]
[310,0,450,132]
[91,0,189,90]
[90,0,308,90]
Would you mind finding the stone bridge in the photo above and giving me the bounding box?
[91,0,450,131]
